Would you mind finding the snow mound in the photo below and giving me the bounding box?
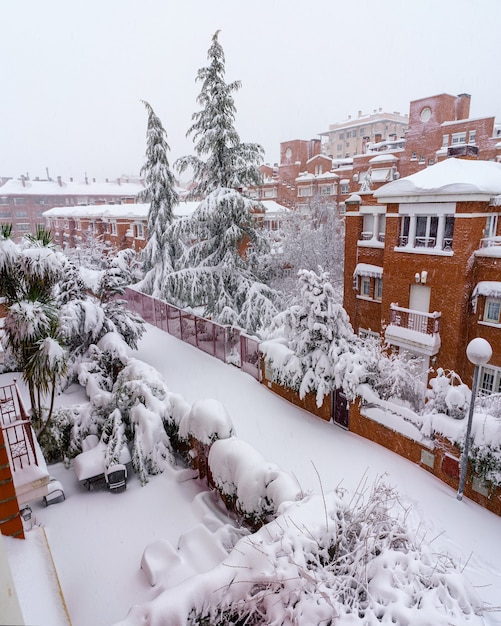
[178,398,234,444]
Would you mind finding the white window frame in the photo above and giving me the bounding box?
[479,364,501,396]
[468,130,477,144]
[360,276,371,297]
[111,221,117,236]
[374,277,383,301]
[298,186,313,197]
[451,131,467,145]
[340,184,349,194]
[484,298,501,324]
[442,134,449,147]
[320,184,333,195]
[135,222,145,239]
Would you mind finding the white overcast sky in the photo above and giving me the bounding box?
[1,0,500,182]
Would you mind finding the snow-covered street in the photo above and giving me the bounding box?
[9,322,501,624]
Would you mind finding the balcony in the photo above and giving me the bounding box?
[385,304,441,355]
[0,380,50,506]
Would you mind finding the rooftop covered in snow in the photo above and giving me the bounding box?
[0,177,144,197]
[375,158,501,201]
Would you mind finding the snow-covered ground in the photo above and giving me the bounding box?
[6,322,501,625]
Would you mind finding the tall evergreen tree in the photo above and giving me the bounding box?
[159,31,279,334]
[138,100,178,294]
[176,30,263,195]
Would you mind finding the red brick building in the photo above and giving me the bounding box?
[343,157,501,392]
[0,176,143,241]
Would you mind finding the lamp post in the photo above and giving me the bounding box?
[457,338,492,501]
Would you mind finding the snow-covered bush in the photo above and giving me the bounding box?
[263,268,360,407]
[425,368,471,420]
[208,436,301,528]
[179,399,235,445]
[118,479,484,626]
[360,335,425,412]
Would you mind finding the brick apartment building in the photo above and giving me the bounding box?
[343,156,501,392]
[43,200,288,253]
[0,175,144,241]
[250,93,501,215]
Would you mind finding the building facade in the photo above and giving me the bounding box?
[343,157,501,391]
[0,176,143,241]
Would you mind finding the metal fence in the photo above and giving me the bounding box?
[124,287,261,381]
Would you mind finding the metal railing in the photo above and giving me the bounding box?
[124,287,261,381]
[0,381,38,471]
[389,304,441,335]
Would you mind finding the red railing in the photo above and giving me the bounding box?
[389,304,441,336]
[124,287,261,381]
[0,381,38,471]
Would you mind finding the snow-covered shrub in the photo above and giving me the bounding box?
[208,436,301,528]
[263,268,360,407]
[179,399,235,445]
[36,407,74,463]
[360,336,425,412]
[425,368,470,420]
[122,480,484,626]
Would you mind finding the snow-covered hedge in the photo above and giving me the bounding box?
[179,399,235,445]
[208,436,301,527]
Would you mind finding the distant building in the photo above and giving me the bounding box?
[0,176,144,241]
[43,200,289,253]
[320,108,409,159]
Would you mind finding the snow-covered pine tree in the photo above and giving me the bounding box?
[176,30,263,195]
[161,31,279,333]
[272,268,359,407]
[137,100,179,296]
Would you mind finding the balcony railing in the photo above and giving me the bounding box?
[389,304,441,335]
[480,236,501,249]
[0,381,39,471]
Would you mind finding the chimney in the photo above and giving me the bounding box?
[85,173,89,185]
[20,174,26,187]
[70,177,73,182]
[93,178,96,183]
[375,133,382,143]
[455,93,471,121]
[358,110,362,118]
[106,178,109,183]
[57,176,62,187]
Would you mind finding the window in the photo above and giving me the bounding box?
[419,155,426,164]
[111,222,117,236]
[340,184,349,194]
[337,144,342,151]
[135,223,145,239]
[36,197,48,205]
[75,219,81,231]
[0,197,9,205]
[468,130,477,144]
[14,197,26,205]
[428,158,435,166]
[346,131,351,138]
[359,127,366,135]
[0,211,11,218]
[411,152,417,161]
[359,328,379,339]
[263,188,277,198]
[352,129,357,137]
[320,184,333,195]
[16,223,30,232]
[442,135,449,147]
[298,186,313,197]
[485,214,498,238]
[479,365,501,396]
[451,132,467,145]
[339,133,344,140]
[399,214,454,250]
[15,211,28,217]
[374,278,383,301]
[361,277,371,297]
[484,298,501,323]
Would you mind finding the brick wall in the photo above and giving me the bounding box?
[0,427,24,539]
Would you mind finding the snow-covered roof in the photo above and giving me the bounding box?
[0,178,143,197]
[260,200,290,215]
[369,154,398,164]
[353,263,383,278]
[43,201,201,220]
[375,158,501,200]
[472,281,501,299]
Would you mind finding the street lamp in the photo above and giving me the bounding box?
[457,338,492,501]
